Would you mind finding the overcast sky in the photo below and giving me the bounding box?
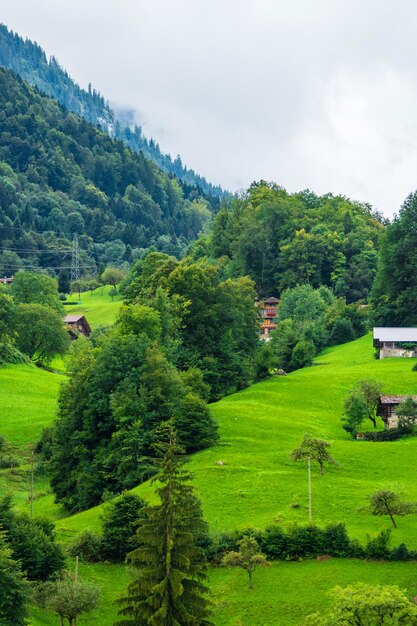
[3,0,417,215]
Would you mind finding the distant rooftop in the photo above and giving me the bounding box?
[373,327,417,342]
[380,394,417,404]
[64,314,85,323]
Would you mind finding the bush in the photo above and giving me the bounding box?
[203,530,244,565]
[412,361,417,371]
[286,524,324,560]
[359,429,408,441]
[329,318,354,345]
[0,496,65,580]
[390,543,411,561]
[259,525,288,559]
[204,523,412,564]
[290,340,316,370]
[69,531,103,563]
[322,523,354,557]
[101,492,145,562]
[364,529,391,560]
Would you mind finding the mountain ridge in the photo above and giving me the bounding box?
[0,23,226,199]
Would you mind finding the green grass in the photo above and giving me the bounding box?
[0,364,62,447]
[181,334,417,546]
[64,285,123,329]
[28,559,417,625]
[29,562,130,625]
[53,334,417,547]
[6,333,417,624]
[210,559,417,625]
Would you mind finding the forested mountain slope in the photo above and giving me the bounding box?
[0,23,225,198]
[0,67,214,274]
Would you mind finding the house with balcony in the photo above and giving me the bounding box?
[259,296,279,340]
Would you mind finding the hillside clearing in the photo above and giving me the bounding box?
[63,285,122,329]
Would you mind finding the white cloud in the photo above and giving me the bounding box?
[3,0,417,214]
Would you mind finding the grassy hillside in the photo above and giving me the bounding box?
[5,334,417,624]
[59,334,417,548]
[0,364,62,447]
[64,286,123,329]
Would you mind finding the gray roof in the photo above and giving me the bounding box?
[373,327,417,342]
[379,395,417,404]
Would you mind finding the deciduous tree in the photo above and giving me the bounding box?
[369,490,414,529]
[14,303,69,364]
[301,583,417,625]
[291,435,336,475]
[101,267,125,290]
[222,536,270,589]
[38,575,100,626]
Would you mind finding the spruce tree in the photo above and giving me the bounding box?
[116,424,212,625]
[0,529,28,625]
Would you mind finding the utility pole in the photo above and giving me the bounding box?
[30,450,34,518]
[74,555,79,625]
[308,456,312,523]
[70,233,80,300]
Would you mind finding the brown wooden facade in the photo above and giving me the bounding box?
[64,314,92,339]
[258,296,279,340]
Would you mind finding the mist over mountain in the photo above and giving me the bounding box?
[0,23,226,199]
[0,67,216,275]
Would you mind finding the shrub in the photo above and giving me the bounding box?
[286,524,324,559]
[322,523,354,557]
[204,530,244,565]
[0,496,65,581]
[101,492,145,562]
[329,318,354,345]
[290,340,316,370]
[364,529,391,560]
[390,543,411,561]
[259,525,288,559]
[69,531,103,563]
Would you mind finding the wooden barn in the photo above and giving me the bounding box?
[64,314,92,339]
[373,327,417,359]
[377,394,417,429]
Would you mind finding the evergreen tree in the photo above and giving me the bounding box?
[116,424,212,625]
[0,529,28,626]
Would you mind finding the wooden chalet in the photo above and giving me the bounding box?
[259,296,279,340]
[373,327,417,358]
[64,314,92,339]
[377,394,417,429]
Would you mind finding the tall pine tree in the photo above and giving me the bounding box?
[0,529,28,625]
[116,424,212,625]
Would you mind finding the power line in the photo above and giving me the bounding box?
[70,234,80,283]
[0,248,72,254]
[0,264,96,271]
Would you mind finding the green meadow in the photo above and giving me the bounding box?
[3,333,417,624]
[64,285,123,329]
